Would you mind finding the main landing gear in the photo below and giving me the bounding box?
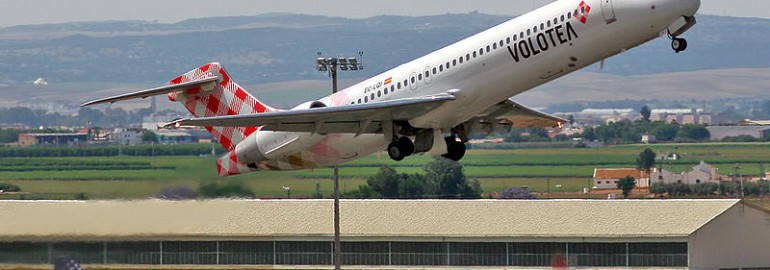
[442,136,466,161]
[387,137,414,161]
[671,37,688,53]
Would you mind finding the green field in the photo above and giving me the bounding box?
[1,143,770,200]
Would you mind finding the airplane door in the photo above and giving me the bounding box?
[601,0,616,24]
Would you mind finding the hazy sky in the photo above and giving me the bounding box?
[1,0,768,28]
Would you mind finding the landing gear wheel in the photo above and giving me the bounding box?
[387,137,415,161]
[671,38,687,53]
[442,137,466,161]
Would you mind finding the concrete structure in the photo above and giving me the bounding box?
[17,133,88,147]
[2,200,767,269]
[153,129,198,144]
[707,126,770,141]
[592,168,649,189]
[649,109,711,125]
[111,128,142,146]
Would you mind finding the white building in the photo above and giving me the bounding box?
[111,128,142,146]
[593,168,649,189]
[651,161,727,185]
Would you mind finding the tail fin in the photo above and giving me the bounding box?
[168,63,276,151]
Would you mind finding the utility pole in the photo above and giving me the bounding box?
[316,52,363,270]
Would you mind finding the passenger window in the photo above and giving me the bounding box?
[473,51,477,58]
[424,71,429,78]
[547,21,551,27]
[486,45,490,52]
[526,29,530,36]
[384,88,388,95]
[453,59,457,66]
[357,99,361,104]
[411,77,416,83]
[439,65,444,72]
[432,67,437,74]
[499,40,503,47]
[378,90,381,97]
[404,80,408,86]
[391,85,395,92]
[540,23,544,30]
[371,93,375,100]
[561,15,565,21]
[533,26,537,33]
[506,37,510,44]
[553,18,558,25]
[513,35,517,41]
[445,62,450,69]
[397,82,401,89]
[520,32,524,39]
[493,43,497,50]
[364,96,368,102]
[418,74,422,80]
[466,54,470,61]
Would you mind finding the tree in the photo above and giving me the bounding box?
[581,126,596,142]
[423,158,481,199]
[650,124,679,141]
[142,131,158,143]
[367,166,401,198]
[636,148,656,175]
[617,176,636,198]
[499,187,536,199]
[676,124,711,142]
[640,105,651,122]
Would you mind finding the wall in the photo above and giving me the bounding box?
[689,203,770,269]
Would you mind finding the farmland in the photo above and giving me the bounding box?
[1,143,770,200]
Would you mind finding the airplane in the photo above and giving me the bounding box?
[83,0,701,176]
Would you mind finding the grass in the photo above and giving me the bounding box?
[2,143,770,199]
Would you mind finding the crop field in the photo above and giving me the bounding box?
[1,142,769,200]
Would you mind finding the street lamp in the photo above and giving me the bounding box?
[316,52,363,270]
[282,186,291,199]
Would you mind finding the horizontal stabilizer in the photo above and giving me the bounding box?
[81,76,219,107]
[474,98,568,129]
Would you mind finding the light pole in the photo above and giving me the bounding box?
[316,52,363,270]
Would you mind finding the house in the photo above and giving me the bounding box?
[592,168,648,189]
[650,161,727,185]
[111,128,143,146]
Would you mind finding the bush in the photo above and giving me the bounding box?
[499,187,537,199]
[0,183,21,192]
[158,186,198,200]
[199,181,255,199]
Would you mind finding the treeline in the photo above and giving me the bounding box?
[0,143,225,157]
[582,120,710,144]
[0,107,152,128]
[343,158,482,199]
[651,181,770,197]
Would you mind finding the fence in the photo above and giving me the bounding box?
[0,241,688,267]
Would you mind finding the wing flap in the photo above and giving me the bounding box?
[167,94,456,134]
[476,98,567,128]
[81,76,219,107]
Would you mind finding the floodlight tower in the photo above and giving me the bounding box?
[316,52,363,270]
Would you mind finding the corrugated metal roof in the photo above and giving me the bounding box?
[0,199,739,241]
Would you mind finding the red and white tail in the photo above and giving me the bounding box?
[167,62,276,151]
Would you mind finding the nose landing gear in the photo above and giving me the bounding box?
[671,37,688,53]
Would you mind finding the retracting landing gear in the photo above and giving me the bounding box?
[441,136,466,161]
[387,137,414,161]
[671,37,688,53]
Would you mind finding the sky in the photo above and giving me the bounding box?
[1,0,768,28]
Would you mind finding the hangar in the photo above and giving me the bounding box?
[0,199,768,269]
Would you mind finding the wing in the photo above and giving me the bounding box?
[167,93,456,134]
[469,98,567,132]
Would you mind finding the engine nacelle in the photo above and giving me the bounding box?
[292,100,327,110]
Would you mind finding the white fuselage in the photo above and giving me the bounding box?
[255,0,700,170]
